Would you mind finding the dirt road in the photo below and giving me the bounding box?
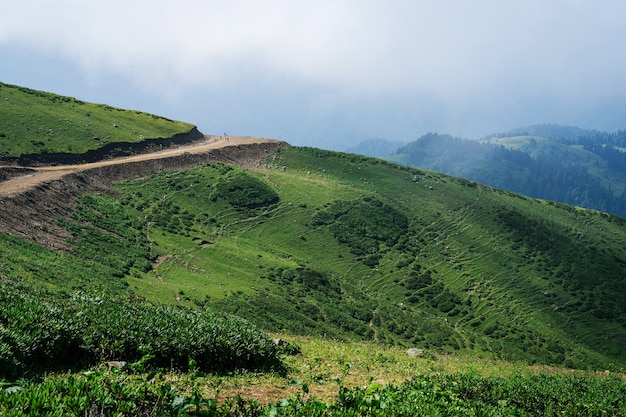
[0,135,276,197]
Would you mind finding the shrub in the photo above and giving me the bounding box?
[0,284,84,379]
[0,372,181,416]
[312,197,408,266]
[0,282,281,379]
[71,293,281,373]
[214,171,279,210]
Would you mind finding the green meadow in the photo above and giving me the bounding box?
[1,84,625,415]
[4,146,623,371]
[0,82,194,157]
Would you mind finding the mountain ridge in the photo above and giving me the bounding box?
[386,129,626,217]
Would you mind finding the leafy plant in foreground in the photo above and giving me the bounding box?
[0,281,281,379]
[73,293,281,373]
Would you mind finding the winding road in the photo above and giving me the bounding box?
[0,135,276,197]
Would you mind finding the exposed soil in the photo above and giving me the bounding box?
[0,127,206,166]
[0,135,289,251]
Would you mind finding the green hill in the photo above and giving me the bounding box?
[3,145,625,372]
[2,86,626,414]
[0,82,197,162]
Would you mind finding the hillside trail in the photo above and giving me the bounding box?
[0,135,275,197]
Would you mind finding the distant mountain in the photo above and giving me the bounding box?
[345,138,406,157]
[485,124,602,143]
[388,129,626,217]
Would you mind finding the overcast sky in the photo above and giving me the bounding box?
[2,0,625,149]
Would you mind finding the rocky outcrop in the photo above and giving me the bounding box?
[406,348,424,357]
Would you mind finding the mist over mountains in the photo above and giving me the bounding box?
[350,124,626,217]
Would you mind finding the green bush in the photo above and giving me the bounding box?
[0,284,84,379]
[73,294,280,372]
[214,170,279,210]
[312,197,407,265]
[0,372,184,416]
[0,282,280,379]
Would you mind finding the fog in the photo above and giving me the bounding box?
[2,0,626,149]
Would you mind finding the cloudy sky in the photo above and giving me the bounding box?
[1,0,625,149]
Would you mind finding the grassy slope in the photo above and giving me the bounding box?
[2,88,625,414]
[14,146,621,371]
[0,82,195,157]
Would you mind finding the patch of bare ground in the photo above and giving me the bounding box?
[0,135,289,251]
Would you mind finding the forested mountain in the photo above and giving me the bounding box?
[487,124,603,142]
[345,137,406,157]
[388,128,626,217]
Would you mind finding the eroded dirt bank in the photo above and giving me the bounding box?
[0,136,289,251]
[0,127,205,166]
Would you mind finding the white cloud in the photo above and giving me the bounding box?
[3,0,625,95]
[2,0,626,143]
[1,1,368,87]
